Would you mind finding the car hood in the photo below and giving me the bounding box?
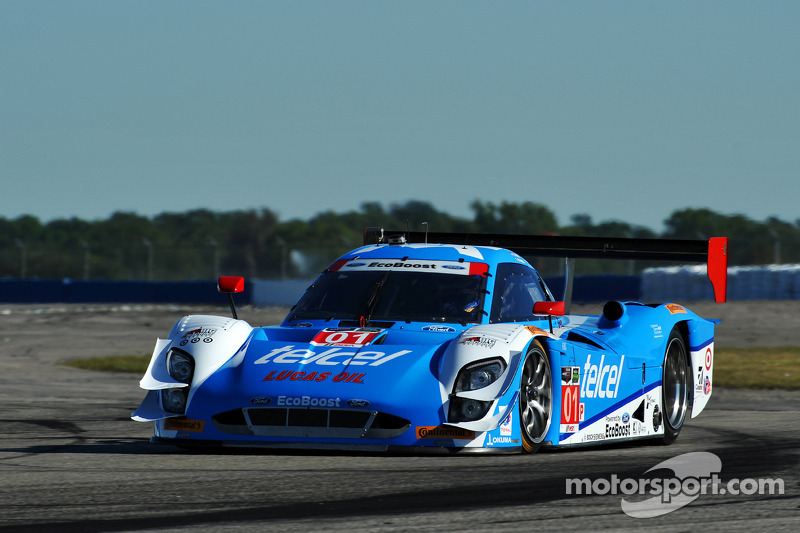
[189,325,462,421]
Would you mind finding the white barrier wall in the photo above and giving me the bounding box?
[641,264,800,301]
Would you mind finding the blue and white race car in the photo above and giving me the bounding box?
[133,229,728,453]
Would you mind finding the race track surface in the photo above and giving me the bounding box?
[1,304,798,532]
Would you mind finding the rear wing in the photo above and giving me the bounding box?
[363,228,728,304]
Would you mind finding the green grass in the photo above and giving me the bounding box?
[61,354,151,374]
[62,347,800,390]
[714,347,800,390]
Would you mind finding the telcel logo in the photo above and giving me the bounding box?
[581,354,625,399]
[253,346,411,366]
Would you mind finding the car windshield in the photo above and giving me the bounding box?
[287,269,487,324]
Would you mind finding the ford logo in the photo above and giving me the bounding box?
[250,397,273,405]
[422,325,457,333]
[347,399,370,408]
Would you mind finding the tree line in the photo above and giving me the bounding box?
[0,201,796,280]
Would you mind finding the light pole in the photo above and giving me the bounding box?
[14,239,27,279]
[209,238,220,278]
[80,240,90,280]
[275,237,287,279]
[769,229,781,265]
[143,238,154,280]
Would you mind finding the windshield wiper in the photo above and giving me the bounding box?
[362,271,391,327]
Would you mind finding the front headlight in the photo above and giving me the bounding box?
[161,388,188,414]
[454,358,507,392]
[167,349,194,384]
[448,398,493,422]
[448,358,507,423]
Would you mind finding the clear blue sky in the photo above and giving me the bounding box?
[2,1,798,231]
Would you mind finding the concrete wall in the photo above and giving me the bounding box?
[2,265,797,305]
[0,279,241,305]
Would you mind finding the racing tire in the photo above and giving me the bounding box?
[660,327,689,445]
[519,340,553,453]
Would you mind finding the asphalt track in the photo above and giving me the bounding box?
[1,305,798,531]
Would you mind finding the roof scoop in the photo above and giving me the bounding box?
[599,300,629,329]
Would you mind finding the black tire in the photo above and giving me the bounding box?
[660,327,689,445]
[519,340,553,453]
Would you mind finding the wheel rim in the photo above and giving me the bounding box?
[520,348,552,444]
[663,338,688,430]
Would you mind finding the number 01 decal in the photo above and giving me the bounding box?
[310,328,384,347]
[561,385,580,425]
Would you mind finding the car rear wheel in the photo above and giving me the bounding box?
[520,340,552,453]
[660,327,689,444]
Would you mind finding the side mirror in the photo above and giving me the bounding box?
[533,301,565,335]
[218,276,245,319]
[533,301,565,316]
[218,276,245,293]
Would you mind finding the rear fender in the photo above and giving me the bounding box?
[682,317,716,417]
[601,303,716,418]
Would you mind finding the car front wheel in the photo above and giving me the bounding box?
[519,340,552,453]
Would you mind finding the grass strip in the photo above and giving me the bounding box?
[714,346,800,389]
[61,347,800,390]
[61,354,151,374]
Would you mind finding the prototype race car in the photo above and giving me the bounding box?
[133,229,728,453]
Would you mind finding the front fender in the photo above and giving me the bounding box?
[132,315,253,421]
[439,323,552,432]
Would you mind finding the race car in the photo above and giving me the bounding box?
[132,229,728,453]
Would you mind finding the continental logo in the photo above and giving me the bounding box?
[525,325,550,337]
[415,426,476,440]
[666,304,687,314]
[164,418,205,433]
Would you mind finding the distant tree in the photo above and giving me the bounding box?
[765,216,800,264]
[555,215,655,274]
[358,202,393,229]
[85,212,154,278]
[469,200,558,234]
[153,209,222,243]
[388,200,467,233]
[570,213,592,228]
[562,213,656,239]
[10,215,44,241]
[2,203,799,280]
[663,208,735,240]
[663,208,779,265]
[150,209,234,279]
[0,217,31,276]
[225,209,278,278]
